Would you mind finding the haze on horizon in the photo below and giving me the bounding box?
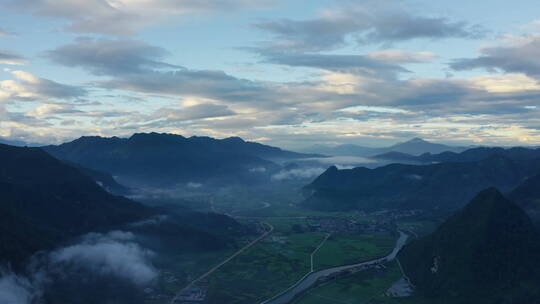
[1,0,540,150]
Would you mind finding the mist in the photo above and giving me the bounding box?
[0,231,158,304]
[271,167,326,181]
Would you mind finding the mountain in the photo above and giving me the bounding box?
[302,155,540,212]
[42,133,318,187]
[0,137,43,147]
[0,143,254,270]
[386,138,465,156]
[510,172,540,222]
[398,188,540,303]
[301,138,466,157]
[0,143,153,267]
[379,146,540,164]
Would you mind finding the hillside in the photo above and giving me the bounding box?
[0,143,154,267]
[302,155,540,212]
[42,133,316,186]
[510,172,540,222]
[0,143,254,269]
[398,188,540,303]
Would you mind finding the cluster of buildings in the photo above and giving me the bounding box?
[307,217,391,234]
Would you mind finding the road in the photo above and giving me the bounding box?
[170,221,274,304]
[310,233,331,272]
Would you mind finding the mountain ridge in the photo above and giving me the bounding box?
[42,132,319,187]
[398,188,540,303]
[303,155,540,212]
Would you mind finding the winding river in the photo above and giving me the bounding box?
[260,231,409,304]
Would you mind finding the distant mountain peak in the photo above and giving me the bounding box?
[222,136,245,143]
[407,137,428,143]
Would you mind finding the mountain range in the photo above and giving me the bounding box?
[0,142,253,269]
[398,188,540,303]
[302,138,467,157]
[302,155,540,212]
[375,146,540,164]
[42,132,318,187]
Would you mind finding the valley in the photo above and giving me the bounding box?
[137,183,432,304]
[1,135,540,304]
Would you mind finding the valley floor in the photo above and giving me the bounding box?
[144,185,439,304]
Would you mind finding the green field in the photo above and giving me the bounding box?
[293,261,403,304]
[204,231,327,304]
[314,233,396,271]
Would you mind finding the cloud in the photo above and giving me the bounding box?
[451,34,540,79]
[28,103,82,117]
[0,28,15,38]
[0,69,86,102]
[0,272,36,304]
[254,0,483,51]
[255,50,410,77]
[49,231,157,285]
[104,69,269,102]
[0,230,157,304]
[8,0,275,35]
[47,38,271,102]
[367,50,437,63]
[155,103,236,122]
[186,182,203,188]
[271,167,325,181]
[46,37,179,75]
[249,167,267,173]
[0,50,27,65]
[308,156,378,165]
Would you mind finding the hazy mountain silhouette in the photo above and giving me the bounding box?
[302,138,466,157]
[376,146,540,164]
[42,133,318,187]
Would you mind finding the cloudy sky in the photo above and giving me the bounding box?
[1,0,540,149]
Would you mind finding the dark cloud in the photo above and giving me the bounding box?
[254,0,483,51]
[1,69,86,102]
[0,50,27,65]
[47,38,275,103]
[104,69,270,102]
[255,49,409,77]
[7,0,275,35]
[451,36,540,78]
[46,38,180,75]
[155,103,236,121]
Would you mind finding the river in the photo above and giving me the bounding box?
[260,231,409,304]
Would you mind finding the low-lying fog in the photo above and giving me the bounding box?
[0,226,164,304]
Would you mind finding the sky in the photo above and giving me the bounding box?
[1,0,540,149]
